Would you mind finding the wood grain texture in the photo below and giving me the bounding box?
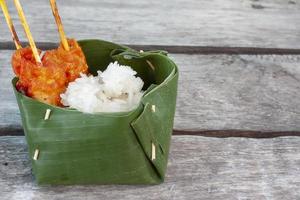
[1,50,300,133]
[173,53,300,131]
[1,0,300,48]
[1,136,300,200]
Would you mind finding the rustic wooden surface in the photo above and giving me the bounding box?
[1,0,300,48]
[1,0,300,199]
[1,136,300,200]
[1,50,300,134]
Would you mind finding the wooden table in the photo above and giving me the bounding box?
[1,0,300,199]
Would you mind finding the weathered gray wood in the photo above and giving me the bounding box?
[0,136,300,200]
[1,50,300,132]
[1,0,300,48]
[173,53,300,131]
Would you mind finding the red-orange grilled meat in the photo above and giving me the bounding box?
[43,39,88,82]
[12,47,67,106]
[60,39,88,82]
[11,39,88,106]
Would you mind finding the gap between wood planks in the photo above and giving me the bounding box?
[2,41,300,55]
[1,127,300,138]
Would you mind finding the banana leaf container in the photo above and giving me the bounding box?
[12,39,179,185]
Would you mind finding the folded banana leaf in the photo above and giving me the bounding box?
[12,39,179,185]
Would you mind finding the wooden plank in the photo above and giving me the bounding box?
[1,136,300,200]
[1,0,300,48]
[1,50,300,133]
[173,53,300,132]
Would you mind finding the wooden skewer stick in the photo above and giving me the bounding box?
[13,0,41,64]
[49,0,69,51]
[0,0,22,49]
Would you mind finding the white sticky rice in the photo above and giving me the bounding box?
[60,62,144,113]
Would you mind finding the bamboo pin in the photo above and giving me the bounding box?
[151,105,156,113]
[13,0,41,64]
[49,0,69,51]
[146,60,155,71]
[33,149,39,160]
[44,109,51,120]
[0,0,22,49]
[151,143,156,161]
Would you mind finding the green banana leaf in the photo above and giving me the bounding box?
[12,39,179,185]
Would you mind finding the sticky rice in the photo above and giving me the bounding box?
[60,61,144,113]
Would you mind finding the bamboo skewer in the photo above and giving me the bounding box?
[13,0,41,64]
[49,0,69,51]
[0,0,22,49]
